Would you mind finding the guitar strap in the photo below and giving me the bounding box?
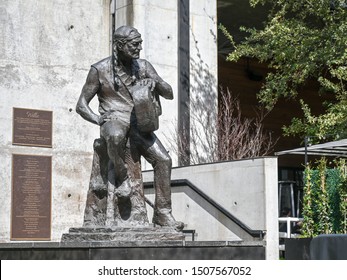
[113,60,136,100]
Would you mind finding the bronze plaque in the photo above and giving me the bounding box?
[11,154,52,240]
[13,107,53,148]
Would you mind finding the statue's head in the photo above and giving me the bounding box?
[114,26,142,60]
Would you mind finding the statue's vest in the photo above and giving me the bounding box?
[92,57,161,132]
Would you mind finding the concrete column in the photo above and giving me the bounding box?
[115,0,218,167]
[189,0,218,164]
[264,158,280,259]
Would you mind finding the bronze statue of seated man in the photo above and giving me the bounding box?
[76,25,183,231]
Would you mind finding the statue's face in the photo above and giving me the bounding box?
[118,37,142,59]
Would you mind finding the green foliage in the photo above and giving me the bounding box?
[282,99,347,140]
[301,165,315,237]
[301,158,347,237]
[220,0,347,140]
[315,159,332,234]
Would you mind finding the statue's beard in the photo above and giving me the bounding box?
[112,51,136,87]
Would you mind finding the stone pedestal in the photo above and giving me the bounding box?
[61,226,185,242]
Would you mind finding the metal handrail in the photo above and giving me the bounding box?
[278,217,303,238]
[144,179,265,239]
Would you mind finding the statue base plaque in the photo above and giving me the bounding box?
[61,226,185,242]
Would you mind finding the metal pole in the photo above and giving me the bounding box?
[304,136,308,166]
[178,0,191,166]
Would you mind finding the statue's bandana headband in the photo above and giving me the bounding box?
[126,30,141,41]
[115,30,141,42]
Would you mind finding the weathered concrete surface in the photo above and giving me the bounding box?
[0,0,111,242]
[143,157,279,260]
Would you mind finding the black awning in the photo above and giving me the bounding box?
[275,139,347,158]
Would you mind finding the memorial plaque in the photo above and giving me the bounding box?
[13,107,53,148]
[11,154,52,240]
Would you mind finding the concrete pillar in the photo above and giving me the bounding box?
[114,0,218,167]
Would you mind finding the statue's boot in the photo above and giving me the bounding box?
[153,209,184,231]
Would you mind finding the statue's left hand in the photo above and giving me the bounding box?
[139,78,156,92]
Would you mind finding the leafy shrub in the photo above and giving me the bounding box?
[301,158,347,237]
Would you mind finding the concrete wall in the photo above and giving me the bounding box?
[189,0,218,163]
[143,157,279,259]
[0,0,111,242]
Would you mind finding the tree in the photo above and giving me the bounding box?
[220,0,347,142]
[167,87,277,165]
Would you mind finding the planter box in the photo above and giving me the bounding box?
[310,234,347,260]
[284,238,312,260]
